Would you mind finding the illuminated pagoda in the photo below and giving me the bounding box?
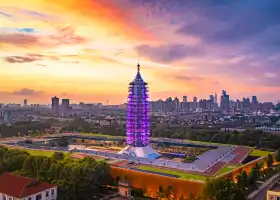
[119,62,160,159]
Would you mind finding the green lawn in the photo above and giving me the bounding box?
[249,149,273,157]
[216,165,238,176]
[183,139,235,147]
[80,133,124,138]
[27,150,56,157]
[137,166,208,182]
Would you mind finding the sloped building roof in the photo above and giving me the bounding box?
[0,173,56,198]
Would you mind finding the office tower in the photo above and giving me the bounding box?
[62,99,70,109]
[209,95,214,103]
[61,99,70,116]
[119,63,160,158]
[23,99,27,106]
[183,96,187,102]
[214,93,218,104]
[220,90,230,111]
[51,96,59,115]
[193,96,198,110]
[252,96,258,104]
[174,97,180,111]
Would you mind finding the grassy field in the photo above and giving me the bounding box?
[137,166,208,182]
[249,149,273,157]
[216,165,238,176]
[80,133,124,138]
[26,149,56,157]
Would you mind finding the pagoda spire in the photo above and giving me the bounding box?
[137,61,140,73]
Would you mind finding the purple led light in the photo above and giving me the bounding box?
[126,63,150,147]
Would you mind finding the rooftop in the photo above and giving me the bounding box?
[269,183,280,192]
[0,173,56,198]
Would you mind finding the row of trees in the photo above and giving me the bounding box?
[0,146,112,200]
[3,118,280,150]
[154,178,247,200]
[0,121,51,137]
[60,118,280,150]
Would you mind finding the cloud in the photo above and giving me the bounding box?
[11,88,44,96]
[17,28,36,33]
[176,0,280,48]
[0,11,11,18]
[0,33,39,46]
[135,44,203,63]
[48,26,87,45]
[0,26,86,48]
[4,53,59,63]
[175,76,204,81]
[5,56,41,63]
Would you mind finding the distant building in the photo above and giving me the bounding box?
[214,93,218,104]
[183,96,187,102]
[23,99,27,106]
[220,90,230,111]
[52,96,59,115]
[0,172,57,200]
[252,96,258,104]
[209,95,214,103]
[193,96,198,110]
[61,99,70,117]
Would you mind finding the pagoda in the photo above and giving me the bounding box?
[119,62,160,159]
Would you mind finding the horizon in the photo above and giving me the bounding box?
[1,1,280,104]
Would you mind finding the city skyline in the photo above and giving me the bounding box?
[1,1,280,104]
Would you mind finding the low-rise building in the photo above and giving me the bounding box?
[267,182,280,200]
[0,173,57,200]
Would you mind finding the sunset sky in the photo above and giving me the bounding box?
[0,0,280,104]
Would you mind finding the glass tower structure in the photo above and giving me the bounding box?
[126,63,150,147]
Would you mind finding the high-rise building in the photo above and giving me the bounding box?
[119,63,160,158]
[62,99,70,109]
[220,90,230,111]
[23,99,27,106]
[214,93,218,104]
[51,96,59,115]
[61,99,70,116]
[193,96,198,110]
[209,95,214,103]
[174,97,180,111]
[252,96,258,104]
[183,96,188,102]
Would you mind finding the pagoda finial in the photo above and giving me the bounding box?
[137,61,140,73]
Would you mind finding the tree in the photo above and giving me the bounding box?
[248,164,260,187]
[275,149,280,162]
[237,174,246,191]
[201,178,246,200]
[52,152,64,160]
[0,145,112,200]
[267,154,274,169]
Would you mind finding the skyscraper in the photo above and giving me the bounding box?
[183,96,188,102]
[62,99,70,110]
[220,90,230,111]
[61,99,70,117]
[52,96,59,115]
[209,95,214,103]
[252,96,258,104]
[214,93,218,104]
[119,63,160,158]
[23,99,27,106]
